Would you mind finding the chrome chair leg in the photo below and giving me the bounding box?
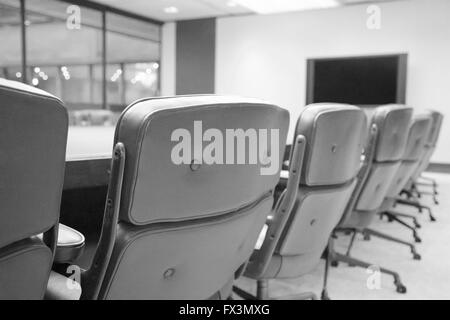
[329,250,407,294]
[395,198,436,221]
[381,212,422,243]
[256,279,269,300]
[321,244,331,300]
[363,228,421,260]
[414,190,439,205]
[382,210,421,228]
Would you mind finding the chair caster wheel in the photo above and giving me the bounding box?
[396,284,407,294]
[414,237,422,243]
[434,200,439,205]
[363,234,371,241]
[414,223,421,229]
[413,253,421,260]
[331,260,339,267]
[388,217,394,223]
[430,216,436,222]
[321,290,330,300]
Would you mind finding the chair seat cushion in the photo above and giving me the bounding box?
[0,238,53,299]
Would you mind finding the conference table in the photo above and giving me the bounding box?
[64,126,362,190]
[64,126,318,190]
[62,126,116,267]
[64,126,115,190]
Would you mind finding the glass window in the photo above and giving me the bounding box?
[106,63,124,111]
[25,0,103,110]
[124,62,159,104]
[107,13,160,110]
[1,0,162,126]
[0,0,22,81]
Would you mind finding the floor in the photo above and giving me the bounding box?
[234,173,450,300]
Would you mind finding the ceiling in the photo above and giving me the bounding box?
[89,0,404,22]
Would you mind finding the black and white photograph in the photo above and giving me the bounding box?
[0,0,449,304]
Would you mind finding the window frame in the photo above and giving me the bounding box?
[14,0,163,108]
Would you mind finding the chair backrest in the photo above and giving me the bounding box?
[386,113,432,197]
[246,104,366,279]
[0,79,68,299]
[279,103,366,251]
[411,110,444,180]
[427,110,444,148]
[353,104,412,213]
[95,96,289,299]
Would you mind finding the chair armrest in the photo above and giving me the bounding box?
[80,142,125,300]
[282,160,290,171]
[54,224,85,264]
[280,170,289,181]
[246,135,305,277]
[338,124,378,227]
[38,223,86,264]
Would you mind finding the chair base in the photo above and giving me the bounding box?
[326,227,421,295]
[363,228,421,260]
[329,249,407,294]
[395,198,436,222]
[408,178,439,204]
[380,210,421,228]
[380,211,422,243]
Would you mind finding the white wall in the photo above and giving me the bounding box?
[161,22,176,96]
[215,0,450,164]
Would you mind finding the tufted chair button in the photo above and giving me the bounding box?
[415,139,421,147]
[331,144,337,153]
[190,159,202,171]
[163,268,176,279]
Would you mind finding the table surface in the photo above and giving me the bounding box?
[66,126,115,161]
[64,126,115,189]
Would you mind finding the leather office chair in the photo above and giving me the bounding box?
[403,111,443,206]
[329,104,414,294]
[47,95,289,300]
[233,103,367,300]
[0,79,78,299]
[379,113,432,239]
